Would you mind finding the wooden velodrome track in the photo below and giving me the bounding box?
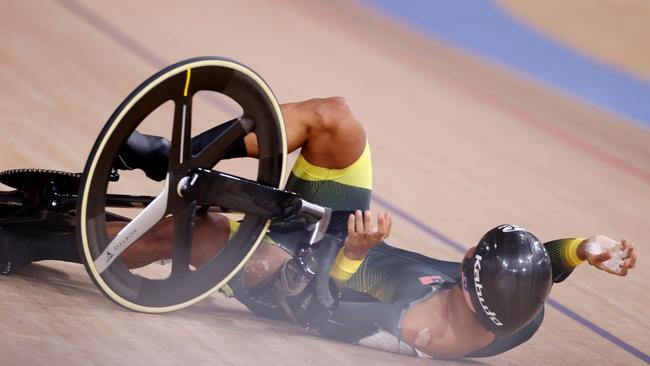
[1,1,648,365]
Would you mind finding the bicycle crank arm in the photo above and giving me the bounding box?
[180,169,332,243]
[179,169,292,217]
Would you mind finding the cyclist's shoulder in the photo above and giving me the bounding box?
[368,242,460,278]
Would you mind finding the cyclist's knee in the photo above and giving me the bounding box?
[313,96,354,133]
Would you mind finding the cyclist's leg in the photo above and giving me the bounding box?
[246,97,367,169]
[115,97,368,277]
[114,212,231,269]
[241,97,371,288]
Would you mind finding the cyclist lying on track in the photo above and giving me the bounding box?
[0,97,638,358]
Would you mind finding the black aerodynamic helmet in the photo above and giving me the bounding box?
[461,224,552,337]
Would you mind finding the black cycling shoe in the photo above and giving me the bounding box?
[113,119,248,182]
[114,131,171,182]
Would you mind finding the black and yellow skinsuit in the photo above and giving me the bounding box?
[0,124,588,357]
[228,141,588,357]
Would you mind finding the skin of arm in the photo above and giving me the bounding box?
[343,210,392,260]
[330,210,392,283]
[575,236,637,276]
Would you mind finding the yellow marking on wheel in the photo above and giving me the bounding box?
[183,69,191,97]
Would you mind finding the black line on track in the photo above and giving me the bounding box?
[54,0,240,116]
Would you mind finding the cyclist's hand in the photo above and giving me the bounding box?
[578,236,637,276]
[343,210,392,260]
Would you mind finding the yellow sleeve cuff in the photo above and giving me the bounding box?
[330,248,364,282]
[564,237,586,267]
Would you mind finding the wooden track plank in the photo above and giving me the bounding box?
[0,0,647,364]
